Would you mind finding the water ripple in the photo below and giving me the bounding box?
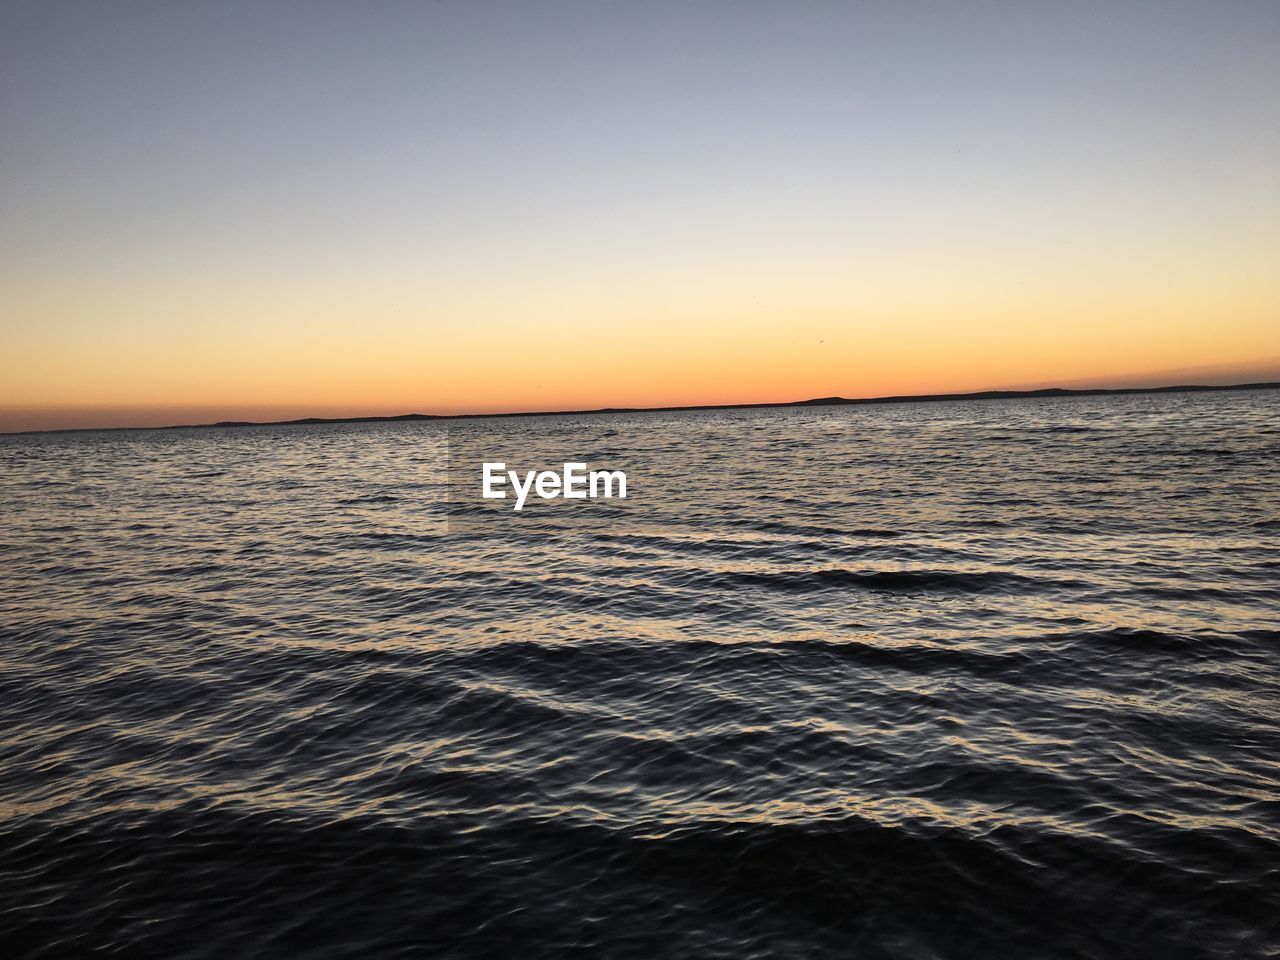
[1,390,1278,957]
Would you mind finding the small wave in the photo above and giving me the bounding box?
[338,493,401,505]
[712,567,1072,595]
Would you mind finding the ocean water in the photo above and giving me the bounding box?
[1,390,1278,958]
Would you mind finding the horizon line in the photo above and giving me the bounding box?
[3,380,1278,438]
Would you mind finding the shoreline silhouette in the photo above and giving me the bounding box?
[4,380,1277,437]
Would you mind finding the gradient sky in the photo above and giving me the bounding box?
[2,0,1278,430]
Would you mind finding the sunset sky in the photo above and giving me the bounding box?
[2,1,1278,431]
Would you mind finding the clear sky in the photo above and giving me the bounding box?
[2,1,1278,430]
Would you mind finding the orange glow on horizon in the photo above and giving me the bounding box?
[3,2,1278,434]
[6,245,1279,432]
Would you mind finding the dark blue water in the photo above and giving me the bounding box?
[2,390,1278,958]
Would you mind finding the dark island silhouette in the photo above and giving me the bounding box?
[6,381,1278,435]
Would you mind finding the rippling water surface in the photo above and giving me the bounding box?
[2,390,1278,958]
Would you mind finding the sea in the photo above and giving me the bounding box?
[1,389,1277,958]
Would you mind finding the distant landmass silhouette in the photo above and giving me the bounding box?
[4,381,1278,435]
